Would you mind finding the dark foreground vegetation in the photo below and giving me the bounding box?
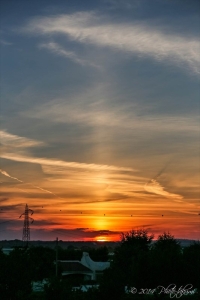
[0,231,199,300]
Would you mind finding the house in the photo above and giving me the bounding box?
[59,252,110,281]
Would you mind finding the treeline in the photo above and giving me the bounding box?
[100,231,200,300]
[0,231,199,300]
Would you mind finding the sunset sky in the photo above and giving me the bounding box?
[0,0,200,241]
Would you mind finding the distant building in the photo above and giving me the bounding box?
[59,252,110,281]
[32,280,48,292]
[72,285,99,292]
[1,248,14,255]
[59,260,93,281]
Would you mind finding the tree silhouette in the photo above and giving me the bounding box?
[100,229,154,300]
[183,242,200,291]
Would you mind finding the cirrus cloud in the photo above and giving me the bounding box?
[144,179,183,200]
[23,12,200,74]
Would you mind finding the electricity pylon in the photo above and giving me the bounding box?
[19,204,34,246]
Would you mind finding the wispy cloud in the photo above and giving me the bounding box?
[0,169,23,183]
[144,179,183,200]
[144,161,183,200]
[23,96,199,133]
[0,131,133,176]
[24,12,200,73]
[39,42,99,68]
[1,153,184,203]
[0,131,134,176]
[0,168,60,198]
[0,130,44,148]
[1,153,133,172]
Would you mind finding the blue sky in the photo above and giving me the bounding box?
[0,0,200,241]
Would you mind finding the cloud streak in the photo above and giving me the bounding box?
[3,156,181,204]
[25,12,200,73]
[0,130,134,176]
[0,168,60,198]
[39,42,99,68]
[24,98,199,133]
[144,179,183,200]
[0,129,188,204]
[0,130,44,148]
[0,169,23,183]
[1,153,133,172]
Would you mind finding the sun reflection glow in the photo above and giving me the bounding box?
[96,236,107,242]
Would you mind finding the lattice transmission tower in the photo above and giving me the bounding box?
[19,204,34,245]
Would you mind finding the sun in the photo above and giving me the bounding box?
[96,236,108,242]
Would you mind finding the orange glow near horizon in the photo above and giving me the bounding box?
[95,236,108,242]
[0,162,199,241]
